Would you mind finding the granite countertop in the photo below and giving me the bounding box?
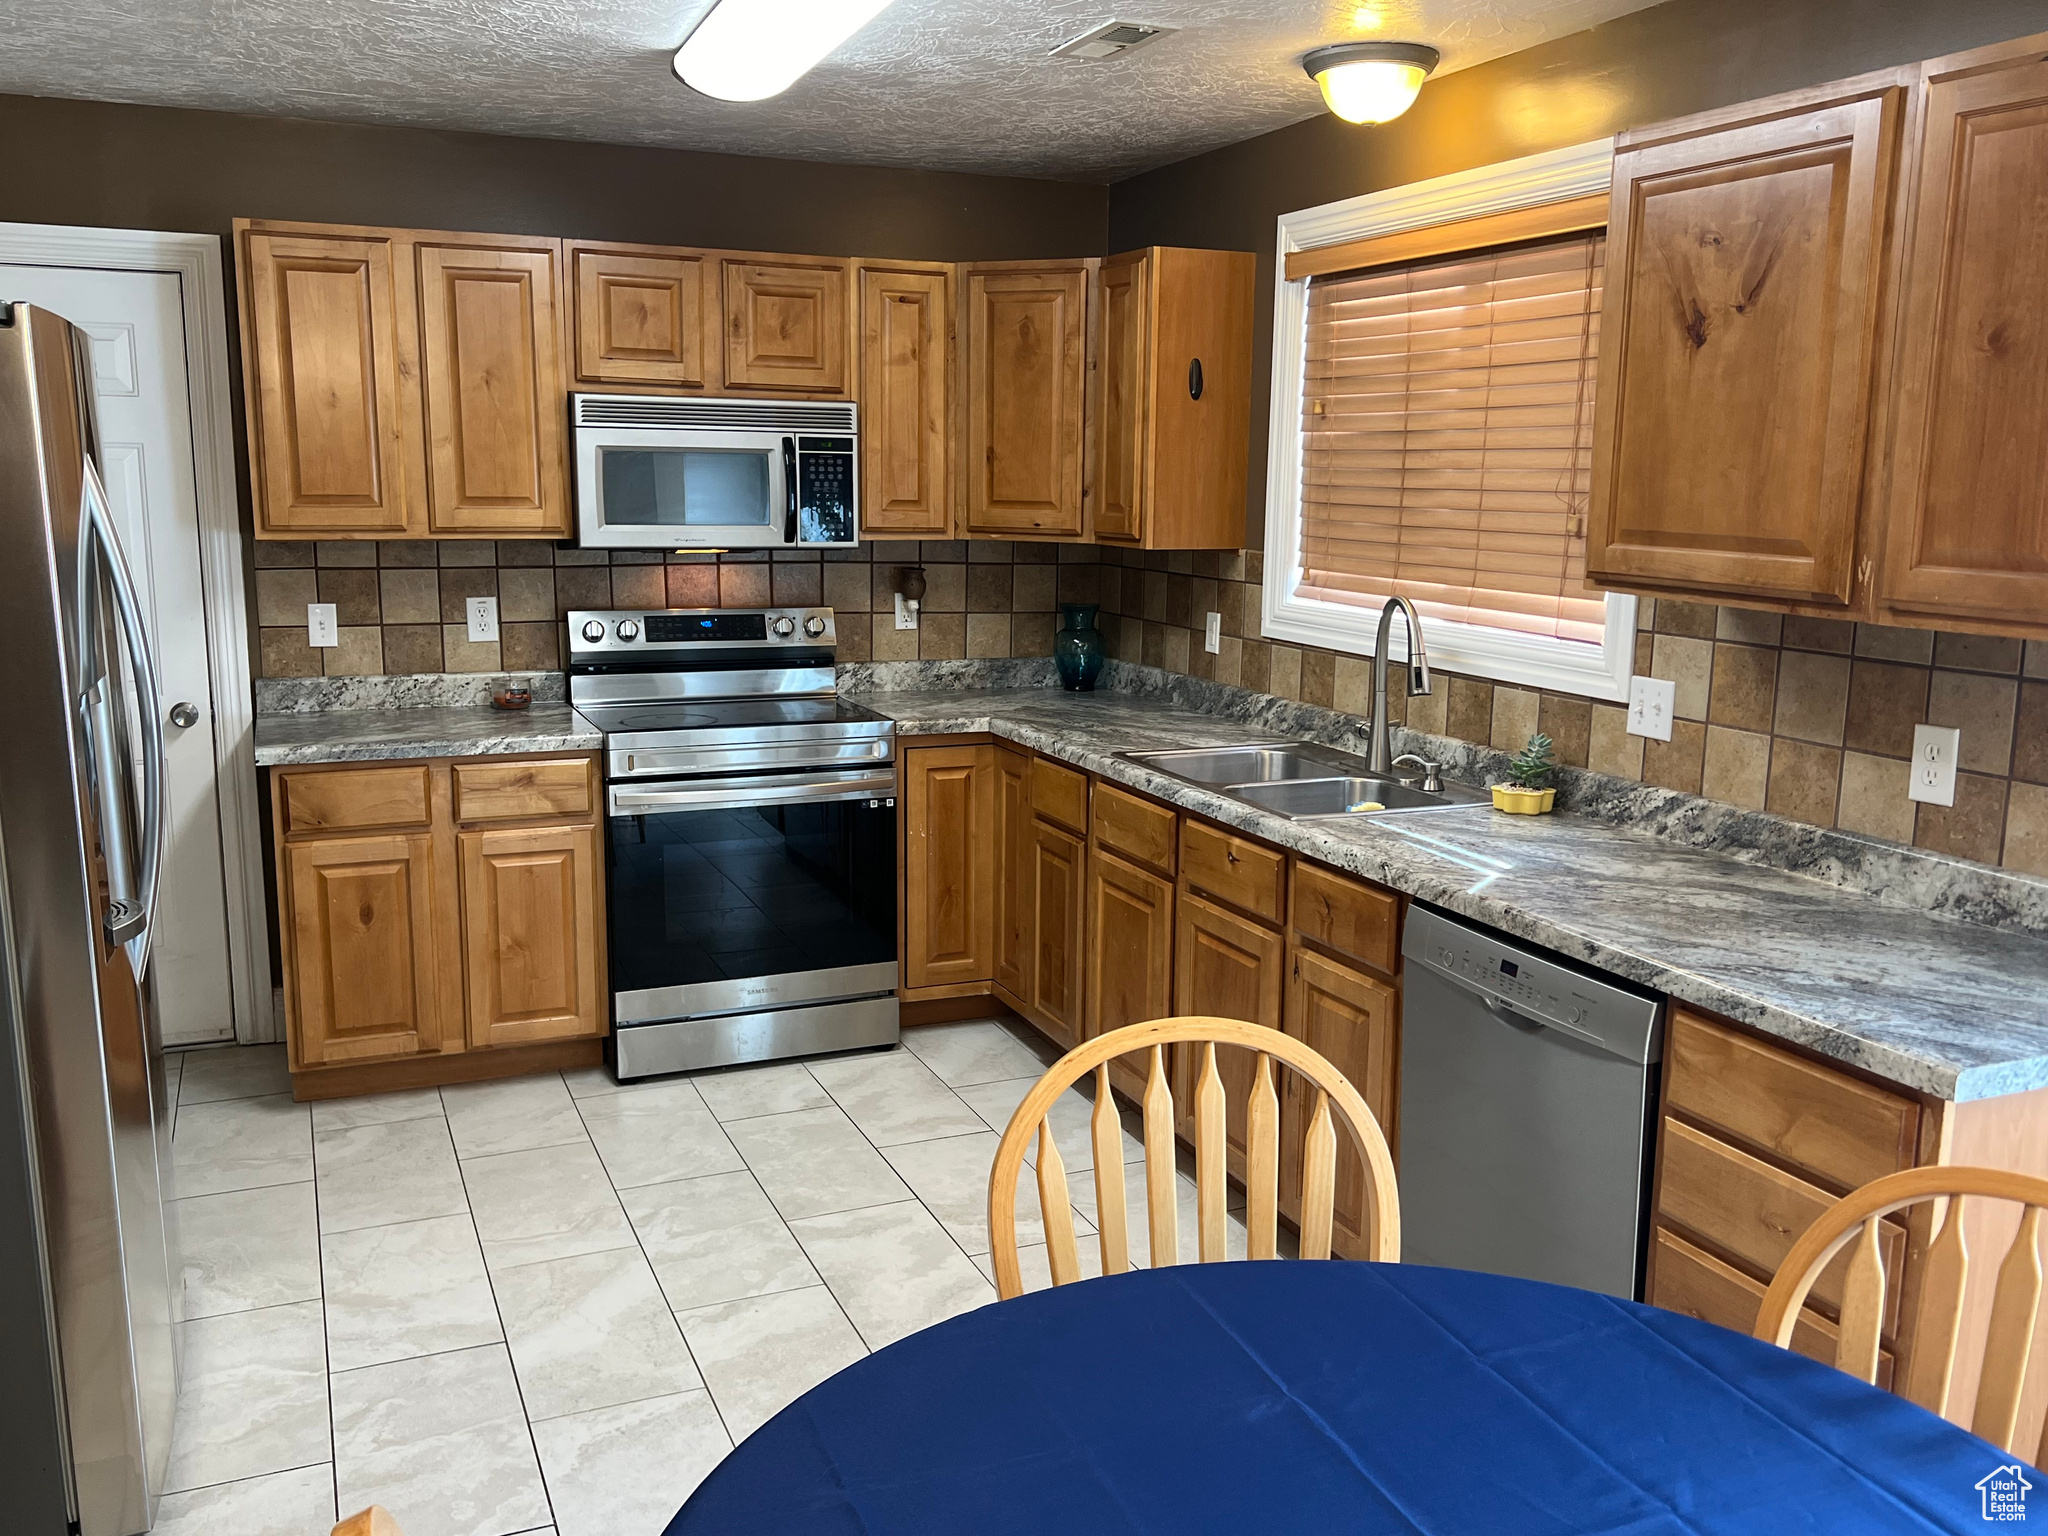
[853,685,2048,1104]
[253,703,601,767]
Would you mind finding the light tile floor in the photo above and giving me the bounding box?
[158,1019,1246,1536]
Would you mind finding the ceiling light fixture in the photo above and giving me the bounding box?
[673,0,897,103]
[1302,41,1440,125]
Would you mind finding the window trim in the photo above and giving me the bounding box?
[1261,137,1636,704]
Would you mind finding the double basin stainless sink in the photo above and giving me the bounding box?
[1119,742,1490,821]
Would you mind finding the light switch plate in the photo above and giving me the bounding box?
[894,593,919,630]
[1204,612,1221,653]
[1908,723,1960,807]
[306,602,338,648]
[466,596,499,643]
[1626,675,1675,742]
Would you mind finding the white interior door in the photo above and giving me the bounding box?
[3,263,237,1046]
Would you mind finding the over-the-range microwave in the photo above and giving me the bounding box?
[572,394,858,550]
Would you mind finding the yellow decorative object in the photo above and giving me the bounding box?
[1491,784,1556,815]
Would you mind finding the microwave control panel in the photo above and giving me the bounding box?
[797,436,856,546]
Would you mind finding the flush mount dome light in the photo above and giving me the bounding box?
[1302,41,1440,124]
[674,0,897,103]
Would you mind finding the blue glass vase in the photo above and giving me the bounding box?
[1053,603,1105,692]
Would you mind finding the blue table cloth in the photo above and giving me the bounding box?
[669,1262,2015,1533]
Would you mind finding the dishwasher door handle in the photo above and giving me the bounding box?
[1482,995,1609,1050]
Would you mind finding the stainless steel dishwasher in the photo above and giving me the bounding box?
[1398,906,1663,1298]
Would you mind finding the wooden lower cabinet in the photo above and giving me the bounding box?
[992,747,1031,999]
[272,753,605,1095]
[1173,889,1284,1178]
[900,744,996,991]
[458,823,604,1049]
[284,830,454,1066]
[1085,846,1174,1103]
[1026,819,1086,1049]
[1280,946,1398,1261]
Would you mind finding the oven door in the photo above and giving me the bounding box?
[606,769,898,1027]
[575,425,791,549]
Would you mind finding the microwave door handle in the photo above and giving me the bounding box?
[782,435,798,544]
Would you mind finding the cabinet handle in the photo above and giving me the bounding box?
[1225,850,1239,865]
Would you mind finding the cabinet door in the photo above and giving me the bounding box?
[962,265,1088,536]
[1589,78,1905,605]
[240,227,414,535]
[1087,846,1174,1103]
[1879,46,2048,626]
[993,747,1032,1000]
[458,822,604,1049]
[285,831,446,1065]
[1172,889,1284,1173]
[570,244,707,389]
[723,259,850,394]
[901,745,995,990]
[859,266,951,535]
[1093,251,1151,544]
[1281,947,1397,1260]
[414,239,570,536]
[1028,818,1087,1050]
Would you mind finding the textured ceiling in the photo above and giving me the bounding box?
[0,0,1662,181]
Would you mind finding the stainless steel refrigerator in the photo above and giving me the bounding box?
[0,302,180,1534]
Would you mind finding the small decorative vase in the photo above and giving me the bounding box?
[1053,603,1105,692]
[1490,784,1556,815]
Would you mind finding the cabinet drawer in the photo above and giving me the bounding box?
[1030,756,1089,834]
[1092,782,1175,873]
[1658,1119,1903,1330]
[1180,820,1284,925]
[1666,1008,1918,1192]
[453,758,595,823]
[1290,861,1397,975]
[282,765,432,835]
[1650,1226,1890,1386]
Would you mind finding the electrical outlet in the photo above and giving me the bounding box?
[894,593,919,631]
[306,602,338,648]
[466,596,499,643]
[1626,675,1675,742]
[1907,723,1960,808]
[1204,612,1221,653]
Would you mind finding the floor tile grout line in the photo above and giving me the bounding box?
[307,1100,341,1530]
[158,1458,336,1503]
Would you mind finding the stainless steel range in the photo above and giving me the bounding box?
[568,606,898,1081]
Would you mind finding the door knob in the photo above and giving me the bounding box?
[168,702,200,729]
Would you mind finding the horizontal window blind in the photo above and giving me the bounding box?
[1298,232,1608,646]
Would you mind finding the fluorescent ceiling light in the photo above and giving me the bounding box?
[674,0,897,102]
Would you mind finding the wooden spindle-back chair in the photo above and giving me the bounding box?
[1755,1166,2048,1462]
[334,1507,403,1536]
[986,1016,1399,1300]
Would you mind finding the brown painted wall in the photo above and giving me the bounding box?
[1106,0,2048,544]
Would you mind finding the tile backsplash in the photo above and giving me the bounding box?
[1089,546,2048,880]
[251,539,1105,678]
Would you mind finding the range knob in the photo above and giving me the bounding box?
[615,619,640,641]
[771,616,797,638]
[580,620,605,643]
[803,615,828,638]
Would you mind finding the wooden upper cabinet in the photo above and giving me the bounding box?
[568,242,708,390]
[1588,73,1908,606]
[414,237,570,536]
[858,264,952,535]
[1879,39,2048,629]
[1095,247,1256,551]
[901,744,995,991]
[722,257,851,395]
[962,263,1090,537]
[458,822,604,1049]
[238,225,415,536]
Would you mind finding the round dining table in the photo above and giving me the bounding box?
[667,1261,2010,1534]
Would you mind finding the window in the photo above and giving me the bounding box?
[1264,140,1637,701]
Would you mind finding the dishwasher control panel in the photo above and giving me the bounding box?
[1402,905,1662,1065]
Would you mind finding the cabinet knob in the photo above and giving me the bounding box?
[1188,357,1204,400]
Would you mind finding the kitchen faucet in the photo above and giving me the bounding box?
[1368,596,1431,776]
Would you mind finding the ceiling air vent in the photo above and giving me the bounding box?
[1050,21,1174,62]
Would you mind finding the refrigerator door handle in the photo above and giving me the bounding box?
[78,458,166,969]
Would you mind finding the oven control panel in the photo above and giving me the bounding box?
[567,607,836,659]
